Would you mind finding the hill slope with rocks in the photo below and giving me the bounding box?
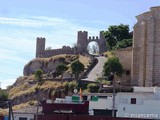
[7,54,93,106]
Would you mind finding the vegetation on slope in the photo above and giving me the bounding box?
[8,54,91,100]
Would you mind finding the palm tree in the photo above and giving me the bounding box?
[56,63,68,83]
[35,69,43,120]
[71,60,84,81]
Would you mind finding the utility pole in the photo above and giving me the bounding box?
[36,87,39,120]
[8,100,11,120]
[112,74,115,117]
[8,100,14,120]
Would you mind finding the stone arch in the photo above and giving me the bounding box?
[87,41,99,55]
[77,31,107,55]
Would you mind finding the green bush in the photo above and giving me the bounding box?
[87,83,99,93]
[0,90,8,101]
[63,81,78,93]
[116,39,133,49]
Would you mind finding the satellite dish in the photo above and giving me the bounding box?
[74,89,78,93]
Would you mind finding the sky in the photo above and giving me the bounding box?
[0,0,160,89]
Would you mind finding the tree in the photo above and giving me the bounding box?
[103,57,124,77]
[56,63,68,83]
[72,43,78,54]
[0,90,8,101]
[115,38,133,49]
[35,69,44,85]
[71,60,84,81]
[103,57,123,117]
[103,24,132,50]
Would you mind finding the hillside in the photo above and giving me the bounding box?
[7,54,92,106]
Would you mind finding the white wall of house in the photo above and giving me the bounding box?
[88,95,113,115]
[116,87,160,119]
[89,96,113,110]
[12,113,34,120]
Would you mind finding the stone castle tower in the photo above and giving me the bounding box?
[132,6,160,86]
[77,31,106,54]
[36,37,46,58]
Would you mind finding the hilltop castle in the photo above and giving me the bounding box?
[36,31,107,58]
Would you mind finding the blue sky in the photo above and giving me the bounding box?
[0,0,160,89]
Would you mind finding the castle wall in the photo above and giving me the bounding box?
[114,47,132,86]
[36,31,107,58]
[40,47,74,58]
[132,6,160,87]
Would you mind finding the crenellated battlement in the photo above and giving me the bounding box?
[88,36,99,40]
[36,30,107,58]
[37,37,45,41]
[36,42,74,58]
[78,31,87,34]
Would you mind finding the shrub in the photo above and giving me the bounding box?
[63,81,78,93]
[0,90,8,101]
[116,39,133,49]
[87,83,99,93]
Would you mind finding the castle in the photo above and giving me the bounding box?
[36,31,107,58]
[132,6,160,87]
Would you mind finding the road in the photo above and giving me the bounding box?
[82,56,108,82]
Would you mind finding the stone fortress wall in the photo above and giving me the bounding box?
[36,37,74,58]
[114,47,132,86]
[36,31,107,58]
[132,6,160,87]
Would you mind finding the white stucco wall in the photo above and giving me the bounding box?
[116,87,160,119]
[12,113,34,120]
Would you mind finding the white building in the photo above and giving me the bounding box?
[12,106,42,120]
[82,93,113,115]
[116,87,160,119]
[12,113,34,120]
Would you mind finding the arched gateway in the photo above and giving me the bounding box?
[77,31,107,54]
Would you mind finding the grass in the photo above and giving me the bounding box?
[79,55,91,68]
[0,101,37,116]
[9,81,62,99]
[40,81,61,90]
[104,51,115,58]
[9,84,37,99]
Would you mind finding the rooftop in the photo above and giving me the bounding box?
[13,106,42,114]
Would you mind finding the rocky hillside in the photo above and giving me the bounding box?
[8,54,92,105]
[23,54,91,76]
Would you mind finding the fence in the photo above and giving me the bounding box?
[36,114,153,120]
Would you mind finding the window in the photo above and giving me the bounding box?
[19,117,27,120]
[126,70,130,75]
[131,98,136,104]
[82,96,87,101]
